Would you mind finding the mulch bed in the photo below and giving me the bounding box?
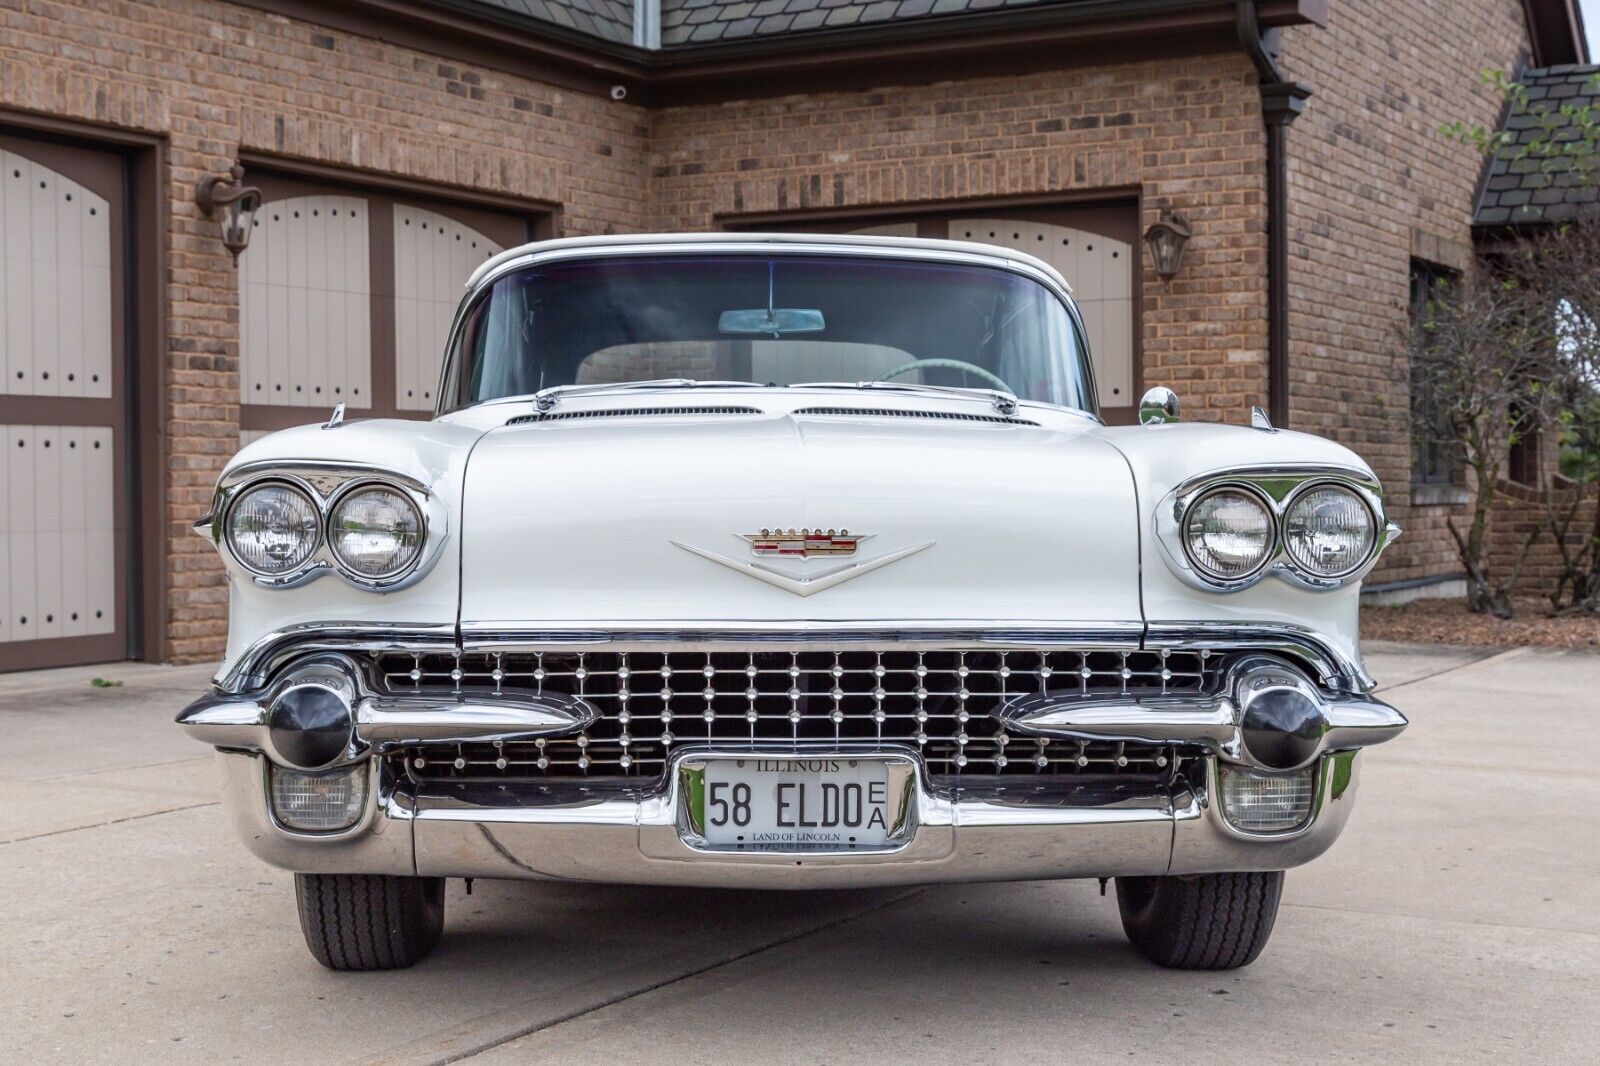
[1361,597,1600,649]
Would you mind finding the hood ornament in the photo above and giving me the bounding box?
[673,529,932,597]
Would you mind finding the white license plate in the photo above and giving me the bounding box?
[691,757,905,852]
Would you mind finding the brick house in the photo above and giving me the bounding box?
[0,0,1587,669]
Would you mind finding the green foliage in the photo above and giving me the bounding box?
[1442,67,1600,182]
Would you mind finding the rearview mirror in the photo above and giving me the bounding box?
[717,308,826,335]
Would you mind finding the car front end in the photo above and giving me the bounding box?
[180,233,1406,970]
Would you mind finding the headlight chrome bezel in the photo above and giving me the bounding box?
[326,482,427,582]
[1179,484,1278,583]
[206,462,447,591]
[1156,466,1396,593]
[222,480,324,580]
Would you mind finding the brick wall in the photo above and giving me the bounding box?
[1276,0,1533,586]
[0,0,652,662]
[646,57,1273,423]
[3,0,1545,663]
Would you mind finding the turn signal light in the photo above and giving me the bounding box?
[270,764,367,832]
[1219,764,1315,832]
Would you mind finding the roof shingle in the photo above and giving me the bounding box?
[1474,64,1600,228]
[465,0,1071,48]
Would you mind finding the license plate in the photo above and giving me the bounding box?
[682,756,913,853]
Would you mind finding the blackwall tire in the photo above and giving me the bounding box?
[294,873,445,971]
[1115,871,1284,970]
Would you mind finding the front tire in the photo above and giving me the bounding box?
[294,873,445,970]
[1115,871,1284,969]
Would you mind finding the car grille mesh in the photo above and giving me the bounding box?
[377,648,1215,785]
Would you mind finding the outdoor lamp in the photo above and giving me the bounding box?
[196,163,262,265]
[1143,209,1192,280]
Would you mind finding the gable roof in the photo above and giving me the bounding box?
[1475,64,1600,229]
[656,0,1058,47]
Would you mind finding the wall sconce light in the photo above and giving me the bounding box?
[195,163,262,265]
[1142,209,1192,281]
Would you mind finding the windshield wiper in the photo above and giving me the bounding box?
[789,380,1020,416]
[533,379,766,412]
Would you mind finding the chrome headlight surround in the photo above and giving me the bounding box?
[1155,466,1399,593]
[200,461,448,592]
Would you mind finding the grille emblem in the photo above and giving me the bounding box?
[742,528,863,558]
[672,530,934,597]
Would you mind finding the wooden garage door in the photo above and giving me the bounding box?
[237,172,528,444]
[0,133,127,671]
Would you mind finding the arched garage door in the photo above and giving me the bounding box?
[236,172,528,444]
[0,135,126,671]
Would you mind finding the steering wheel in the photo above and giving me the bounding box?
[874,359,1011,392]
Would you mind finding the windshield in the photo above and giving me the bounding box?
[446,254,1093,411]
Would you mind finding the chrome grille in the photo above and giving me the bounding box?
[377,648,1215,784]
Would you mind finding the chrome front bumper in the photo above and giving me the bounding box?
[216,747,1363,888]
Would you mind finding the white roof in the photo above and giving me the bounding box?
[464,231,1074,295]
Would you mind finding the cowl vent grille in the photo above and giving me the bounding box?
[508,405,763,425]
[792,406,1039,426]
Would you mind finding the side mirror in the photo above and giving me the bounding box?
[1138,386,1180,425]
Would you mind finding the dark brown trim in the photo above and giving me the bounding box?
[233,0,1325,105]
[0,633,128,674]
[0,113,167,670]
[237,152,561,227]
[1521,0,1589,67]
[129,137,168,665]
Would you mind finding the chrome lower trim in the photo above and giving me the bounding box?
[214,748,1361,886]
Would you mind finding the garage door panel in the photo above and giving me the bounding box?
[948,215,1136,412]
[393,205,503,411]
[84,426,116,636]
[0,426,114,644]
[240,194,370,409]
[28,160,60,396]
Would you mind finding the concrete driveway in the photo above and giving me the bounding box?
[2,645,1596,1064]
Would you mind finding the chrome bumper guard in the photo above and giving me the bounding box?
[216,746,1364,888]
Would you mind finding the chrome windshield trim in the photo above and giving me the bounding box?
[434,237,1099,419]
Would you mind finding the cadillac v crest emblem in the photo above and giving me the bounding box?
[671,527,934,597]
[743,528,863,558]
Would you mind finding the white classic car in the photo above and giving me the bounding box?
[181,233,1406,971]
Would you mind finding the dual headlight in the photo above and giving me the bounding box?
[225,481,424,584]
[1182,482,1376,585]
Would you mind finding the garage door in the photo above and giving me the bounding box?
[237,172,531,444]
[948,218,1135,412]
[0,134,127,671]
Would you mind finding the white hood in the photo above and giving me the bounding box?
[457,403,1141,629]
